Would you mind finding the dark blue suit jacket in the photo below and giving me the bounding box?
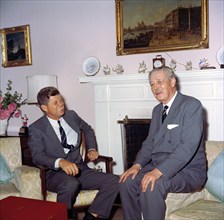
[28,110,97,171]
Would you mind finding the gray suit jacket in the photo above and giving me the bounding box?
[135,92,207,181]
[28,110,97,170]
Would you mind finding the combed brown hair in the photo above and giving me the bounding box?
[37,86,60,106]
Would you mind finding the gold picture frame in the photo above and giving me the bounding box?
[1,24,32,67]
[115,0,208,56]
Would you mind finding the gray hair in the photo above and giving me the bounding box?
[148,66,176,81]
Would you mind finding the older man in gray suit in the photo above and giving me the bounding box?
[28,87,119,220]
[119,66,207,220]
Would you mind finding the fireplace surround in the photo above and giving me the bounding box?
[118,116,151,171]
[79,69,224,174]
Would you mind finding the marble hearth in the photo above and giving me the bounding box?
[79,69,224,174]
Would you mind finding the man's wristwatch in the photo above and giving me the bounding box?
[135,164,142,170]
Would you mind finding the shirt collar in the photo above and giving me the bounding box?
[47,116,62,127]
[164,91,177,113]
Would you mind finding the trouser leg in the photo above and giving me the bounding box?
[119,177,142,220]
[139,178,168,220]
[138,167,206,220]
[119,164,168,220]
[46,170,80,209]
[78,168,119,219]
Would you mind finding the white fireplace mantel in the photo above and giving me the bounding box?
[79,69,224,174]
[79,69,223,84]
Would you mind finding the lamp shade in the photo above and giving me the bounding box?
[26,75,58,104]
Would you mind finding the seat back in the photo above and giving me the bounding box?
[0,137,22,171]
[80,132,86,161]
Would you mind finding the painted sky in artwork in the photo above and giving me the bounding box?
[123,0,201,28]
[6,32,24,53]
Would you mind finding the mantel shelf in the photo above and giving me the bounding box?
[79,69,223,85]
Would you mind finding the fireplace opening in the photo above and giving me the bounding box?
[118,115,151,171]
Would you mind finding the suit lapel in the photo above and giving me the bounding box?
[153,93,183,145]
[43,116,66,156]
[166,93,183,123]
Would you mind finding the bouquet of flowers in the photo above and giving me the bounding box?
[0,80,27,120]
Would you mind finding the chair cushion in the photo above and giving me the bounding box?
[205,149,224,203]
[0,182,20,199]
[74,190,98,207]
[0,152,14,184]
[169,200,224,220]
[47,189,98,207]
[165,191,204,218]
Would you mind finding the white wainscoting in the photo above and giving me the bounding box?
[79,69,224,174]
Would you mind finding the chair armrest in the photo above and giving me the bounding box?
[84,153,113,173]
[95,155,113,173]
[37,165,49,201]
[14,165,42,200]
[38,155,114,201]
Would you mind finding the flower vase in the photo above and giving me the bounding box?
[0,118,9,135]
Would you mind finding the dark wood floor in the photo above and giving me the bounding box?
[76,205,123,220]
[111,206,123,220]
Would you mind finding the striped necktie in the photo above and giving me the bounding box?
[58,120,73,150]
[162,105,169,123]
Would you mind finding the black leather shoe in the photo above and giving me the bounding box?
[83,212,97,220]
[67,209,77,220]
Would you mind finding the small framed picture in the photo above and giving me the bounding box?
[0,24,32,67]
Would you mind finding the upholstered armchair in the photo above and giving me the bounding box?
[0,137,42,200]
[39,132,114,210]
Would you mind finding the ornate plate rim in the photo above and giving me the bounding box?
[216,46,224,65]
[82,56,100,76]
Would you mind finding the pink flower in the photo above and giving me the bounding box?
[7,102,17,113]
[0,109,11,120]
[13,109,22,118]
[0,80,27,122]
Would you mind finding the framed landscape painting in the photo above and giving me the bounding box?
[115,0,208,56]
[0,24,32,67]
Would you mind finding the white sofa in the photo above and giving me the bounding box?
[165,141,224,220]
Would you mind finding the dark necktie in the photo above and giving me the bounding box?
[162,105,169,123]
[58,120,73,150]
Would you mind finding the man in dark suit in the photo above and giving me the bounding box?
[28,87,119,220]
[119,66,207,220]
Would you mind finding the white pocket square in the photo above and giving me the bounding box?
[167,124,179,130]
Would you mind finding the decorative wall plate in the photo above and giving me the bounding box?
[82,57,100,76]
[216,46,224,68]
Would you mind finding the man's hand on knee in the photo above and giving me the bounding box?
[141,168,163,192]
[59,159,79,176]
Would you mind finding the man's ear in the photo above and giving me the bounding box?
[171,77,176,88]
[40,104,47,112]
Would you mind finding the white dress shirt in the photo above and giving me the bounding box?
[47,117,78,168]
